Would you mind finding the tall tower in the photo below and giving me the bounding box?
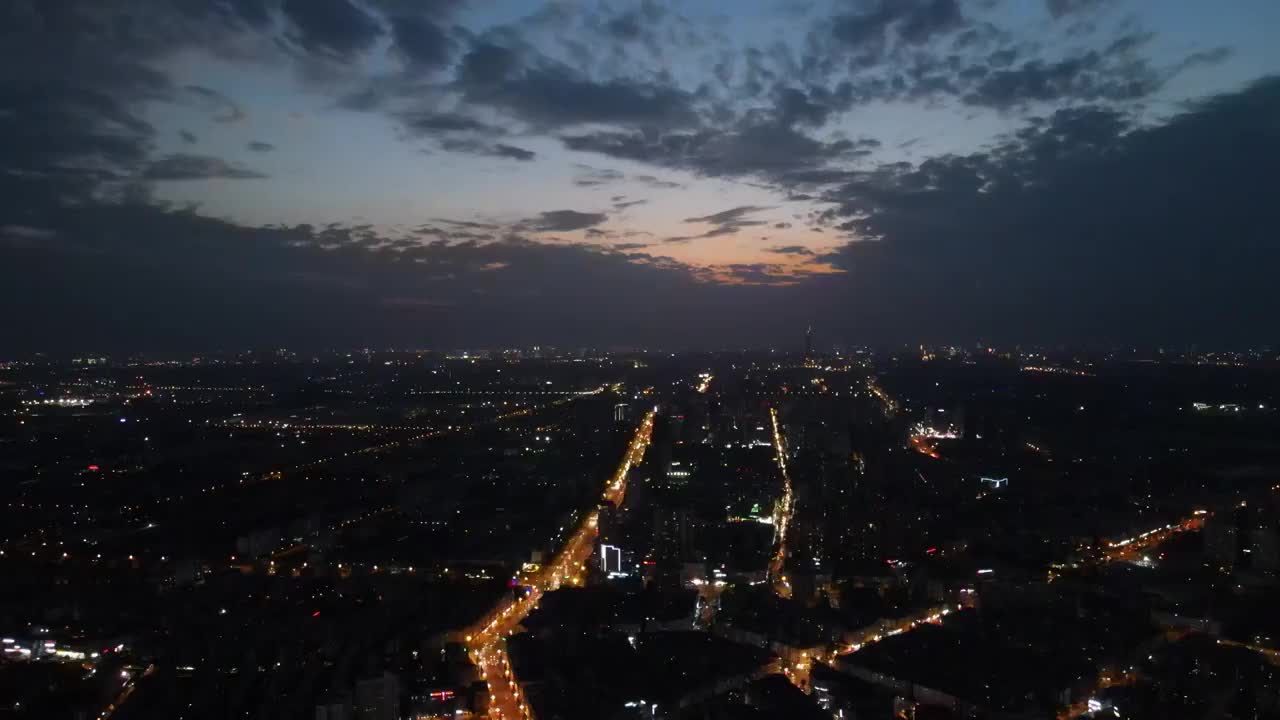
[804,324,814,358]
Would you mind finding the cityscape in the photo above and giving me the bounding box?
[3,0,1280,718]
[2,344,1278,718]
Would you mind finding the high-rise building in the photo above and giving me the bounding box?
[600,543,626,575]
[355,672,400,720]
[315,696,352,720]
[613,402,628,422]
[666,459,694,486]
[1205,512,1241,567]
[805,324,814,357]
[1249,526,1280,572]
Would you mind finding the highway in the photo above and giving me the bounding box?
[96,664,153,720]
[909,433,942,459]
[266,383,617,480]
[767,407,794,599]
[865,377,898,417]
[1099,512,1206,565]
[464,409,655,720]
[831,605,957,658]
[767,605,959,694]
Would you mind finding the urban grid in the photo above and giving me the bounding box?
[3,0,1280,718]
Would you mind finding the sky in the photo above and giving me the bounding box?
[2,0,1279,351]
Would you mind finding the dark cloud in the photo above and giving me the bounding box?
[219,0,275,29]
[456,41,698,130]
[606,13,644,41]
[1046,0,1113,19]
[0,0,1273,350]
[1175,47,1233,73]
[562,122,865,183]
[963,45,1162,108]
[142,154,268,181]
[573,167,682,190]
[684,206,771,225]
[551,9,1215,186]
[364,0,467,15]
[573,166,626,187]
[457,42,520,87]
[661,205,773,243]
[0,2,203,220]
[799,33,1188,112]
[812,76,1280,345]
[774,85,851,127]
[180,130,198,144]
[782,0,1216,115]
[388,13,453,69]
[491,143,536,161]
[0,224,57,244]
[524,210,609,232]
[248,141,275,152]
[0,201,770,351]
[401,112,501,135]
[183,85,245,123]
[432,218,501,231]
[282,0,384,58]
[633,175,683,189]
[440,139,536,161]
[829,0,966,61]
[766,245,815,255]
[718,262,802,285]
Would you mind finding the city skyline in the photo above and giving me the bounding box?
[3,0,1279,349]
[5,346,1278,718]
[4,5,1279,712]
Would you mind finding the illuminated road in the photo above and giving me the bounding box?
[767,605,959,694]
[865,377,898,417]
[909,434,942,459]
[97,664,153,720]
[766,605,959,693]
[1216,637,1280,666]
[464,409,655,720]
[831,605,957,658]
[1099,511,1207,565]
[767,407,794,599]
[265,384,617,480]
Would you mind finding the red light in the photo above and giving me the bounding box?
[312,611,321,617]
[87,465,100,471]
[926,547,937,554]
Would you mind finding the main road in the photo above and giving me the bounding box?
[767,407,795,599]
[463,408,656,720]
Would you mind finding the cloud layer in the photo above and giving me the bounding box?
[0,0,1274,349]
